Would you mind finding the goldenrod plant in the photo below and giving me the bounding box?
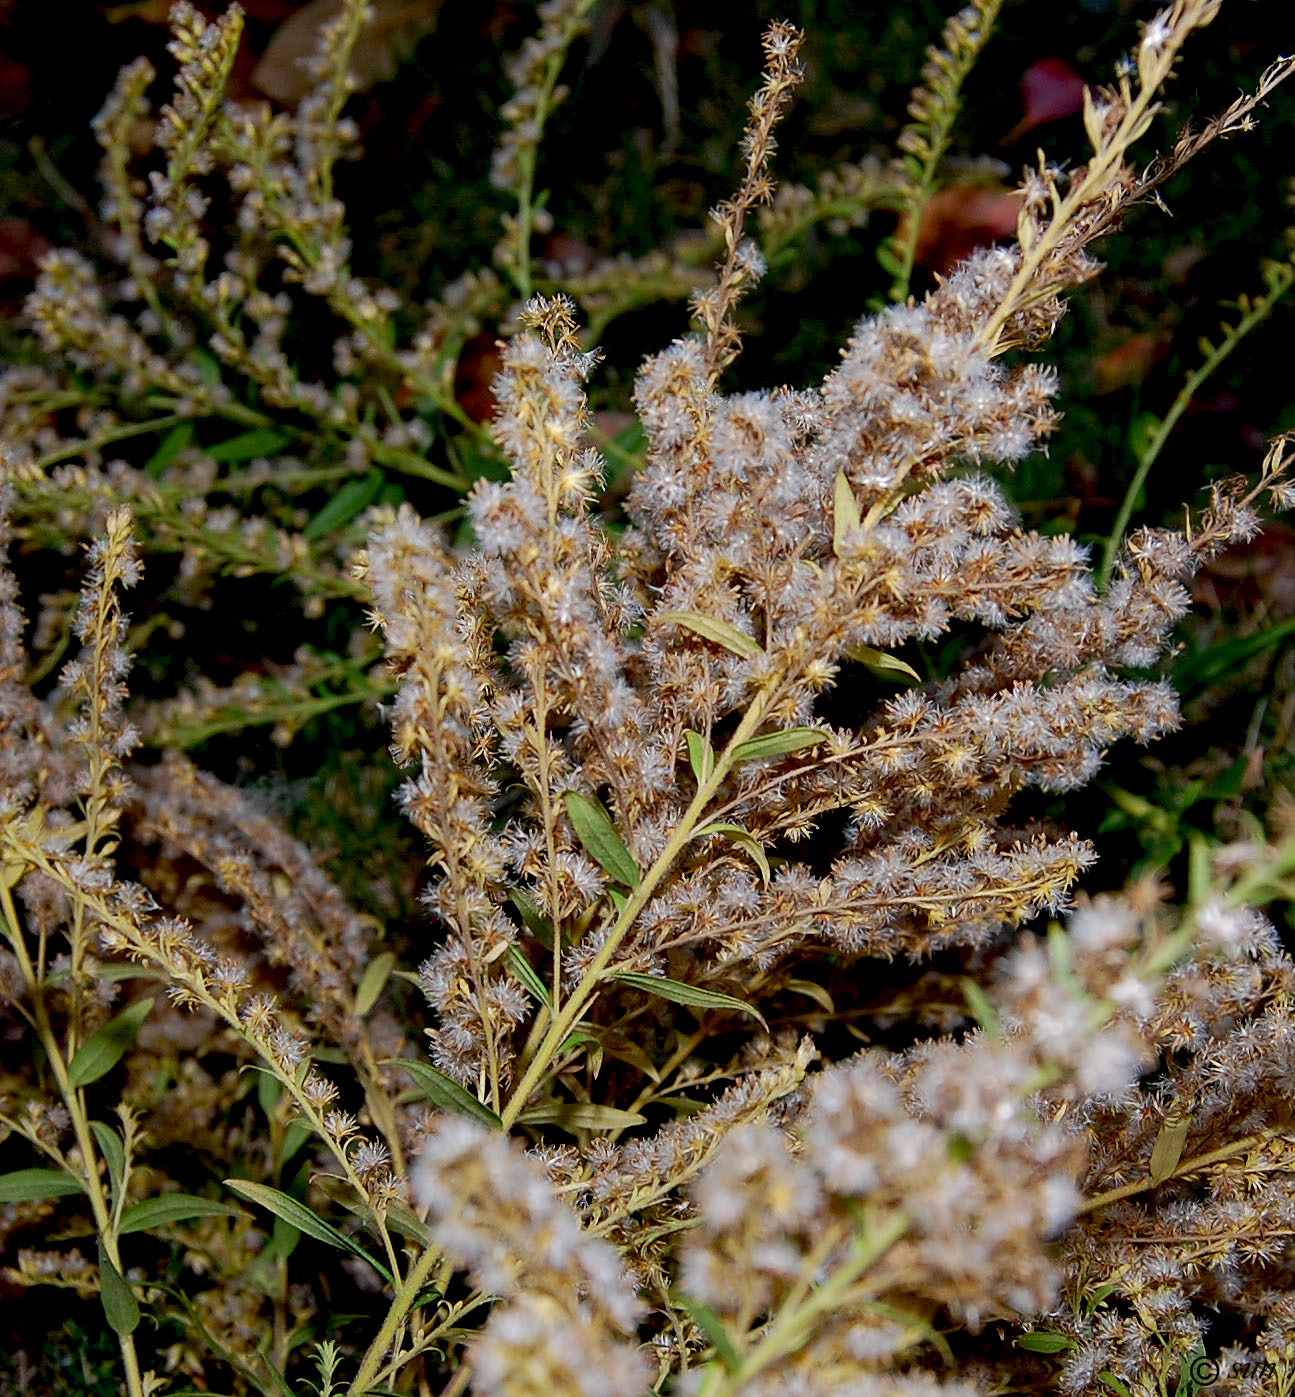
[1,3,1294,1395]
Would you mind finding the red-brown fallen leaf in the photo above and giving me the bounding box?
[0,52,31,116]
[1004,57,1086,145]
[0,218,51,285]
[1192,521,1295,618]
[103,1,175,23]
[251,0,442,104]
[1092,332,1167,394]
[907,186,1021,278]
[455,333,504,425]
[539,233,599,278]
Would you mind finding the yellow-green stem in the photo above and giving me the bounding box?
[349,1239,443,1395]
[695,1208,910,1397]
[499,681,778,1128]
[0,881,145,1397]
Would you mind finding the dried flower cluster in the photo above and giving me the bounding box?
[0,2,1293,1396]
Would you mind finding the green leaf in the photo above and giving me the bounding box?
[516,1102,646,1132]
[1097,1374,1133,1397]
[90,1121,126,1201]
[1149,1110,1191,1184]
[652,1095,708,1117]
[1178,1340,1209,1397]
[1173,615,1295,693]
[656,610,763,658]
[1047,921,1071,983]
[304,469,384,541]
[509,888,554,949]
[1187,834,1214,908]
[1017,1331,1077,1354]
[67,998,155,1090]
[97,1241,140,1336]
[144,421,195,477]
[505,944,552,1009]
[193,348,223,389]
[844,644,921,684]
[1084,1282,1120,1315]
[608,887,628,915]
[874,242,905,279]
[833,469,861,556]
[612,971,767,1027]
[223,1180,393,1283]
[677,1294,742,1373]
[684,729,715,785]
[729,727,824,765]
[255,1348,295,1397]
[599,1029,662,1083]
[119,1194,245,1235]
[785,978,834,1013]
[563,791,640,889]
[258,1071,283,1118]
[353,951,397,1018]
[694,822,770,883]
[0,1167,85,1203]
[277,1118,315,1171]
[960,977,1002,1040]
[206,427,292,463]
[383,1200,432,1247]
[388,1058,502,1128]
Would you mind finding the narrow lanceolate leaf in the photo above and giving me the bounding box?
[729,727,824,765]
[1149,1110,1192,1184]
[677,1295,742,1373]
[388,1057,502,1128]
[505,944,553,1009]
[785,978,835,1013]
[833,469,861,556]
[353,951,397,1018]
[0,1168,85,1203]
[303,468,383,541]
[684,729,715,785]
[383,1201,432,1247]
[613,971,767,1028]
[509,887,554,949]
[694,823,771,884]
[205,427,293,463]
[960,977,1002,1040]
[224,1181,353,1252]
[1017,1331,1077,1354]
[516,1102,646,1132]
[90,1121,126,1201]
[223,1180,393,1283]
[119,1194,245,1235]
[844,643,922,684]
[655,610,763,658]
[67,998,155,1090]
[97,1241,140,1336]
[563,791,640,889]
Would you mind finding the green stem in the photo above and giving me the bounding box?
[498,680,778,1129]
[505,0,597,301]
[887,0,1003,304]
[149,674,395,749]
[696,1209,910,1397]
[348,1240,443,1395]
[34,413,192,472]
[1076,1128,1281,1218]
[0,882,145,1397]
[1099,261,1294,587]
